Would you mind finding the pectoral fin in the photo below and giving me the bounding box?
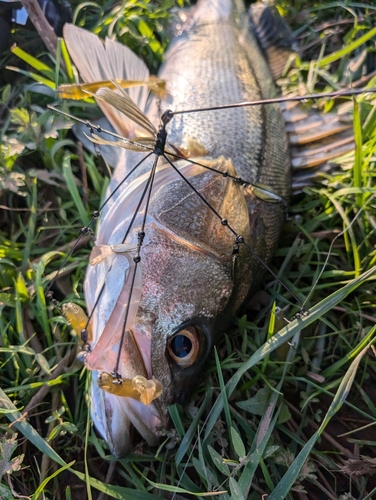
[63,24,151,137]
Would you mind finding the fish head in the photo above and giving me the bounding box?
[84,156,253,456]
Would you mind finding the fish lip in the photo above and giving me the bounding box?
[91,369,164,457]
[87,325,165,456]
[91,372,132,457]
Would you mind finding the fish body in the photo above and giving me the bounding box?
[64,0,290,456]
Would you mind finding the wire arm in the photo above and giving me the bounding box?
[162,153,308,316]
[173,87,376,115]
[44,149,153,298]
[112,156,160,377]
[113,116,172,376]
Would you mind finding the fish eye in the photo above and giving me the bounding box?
[167,326,200,368]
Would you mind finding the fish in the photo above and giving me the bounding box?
[60,0,348,457]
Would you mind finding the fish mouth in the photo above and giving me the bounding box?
[85,326,164,457]
[91,371,163,457]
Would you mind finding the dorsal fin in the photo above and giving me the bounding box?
[249,3,297,80]
[63,24,150,137]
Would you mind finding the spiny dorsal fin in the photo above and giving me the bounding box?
[63,24,150,137]
[249,3,297,80]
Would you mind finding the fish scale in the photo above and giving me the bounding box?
[157,4,290,197]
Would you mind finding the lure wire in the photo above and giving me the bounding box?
[166,150,287,208]
[112,115,171,377]
[47,104,155,152]
[162,152,308,315]
[110,158,158,376]
[79,153,157,352]
[167,151,258,186]
[173,87,376,116]
[44,151,153,301]
[113,158,158,377]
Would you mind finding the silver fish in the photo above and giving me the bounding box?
[63,0,291,457]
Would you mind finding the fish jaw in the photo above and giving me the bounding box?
[84,240,166,455]
[84,241,235,455]
[85,295,166,456]
[85,234,235,456]
[91,371,162,458]
[84,156,252,454]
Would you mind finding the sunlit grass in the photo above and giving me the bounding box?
[1,1,376,499]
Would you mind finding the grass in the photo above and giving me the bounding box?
[1,0,376,499]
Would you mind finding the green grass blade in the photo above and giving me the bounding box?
[208,445,230,476]
[0,388,162,499]
[65,486,72,500]
[353,97,363,209]
[84,373,93,500]
[5,66,56,89]
[62,153,90,226]
[61,39,74,82]
[35,260,51,344]
[84,151,104,195]
[238,412,280,496]
[268,343,372,499]
[133,465,226,496]
[55,38,62,92]
[137,20,163,56]
[22,177,37,274]
[364,486,376,500]
[229,477,245,500]
[300,26,376,69]
[325,192,361,277]
[168,404,185,439]
[215,348,232,434]
[321,324,376,378]
[0,386,67,467]
[11,46,55,79]
[230,427,246,460]
[204,265,376,440]
[32,461,75,499]
[322,344,373,423]
[14,288,25,347]
[175,387,212,466]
